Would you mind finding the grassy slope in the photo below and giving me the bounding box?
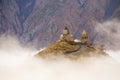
[36,41,108,58]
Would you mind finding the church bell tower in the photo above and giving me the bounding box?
[81,30,89,44]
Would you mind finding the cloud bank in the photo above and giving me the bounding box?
[0,34,120,80]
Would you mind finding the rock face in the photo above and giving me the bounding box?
[36,27,107,58]
[0,0,120,49]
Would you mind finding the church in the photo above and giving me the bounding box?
[59,27,89,45]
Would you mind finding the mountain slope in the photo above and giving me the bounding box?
[0,0,120,49]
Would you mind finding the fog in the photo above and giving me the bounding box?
[94,19,120,50]
[0,19,120,80]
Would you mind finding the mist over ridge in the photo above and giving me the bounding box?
[0,1,120,80]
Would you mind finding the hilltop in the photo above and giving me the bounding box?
[36,27,107,59]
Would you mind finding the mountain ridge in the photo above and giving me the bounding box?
[0,0,120,49]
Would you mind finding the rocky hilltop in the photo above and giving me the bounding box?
[36,27,107,58]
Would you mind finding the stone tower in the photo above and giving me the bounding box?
[59,27,74,42]
[81,30,89,44]
[63,27,69,35]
